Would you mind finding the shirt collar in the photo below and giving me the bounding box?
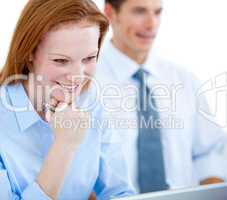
[103,40,161,82]
[142,50,161,78]
[7,83,41,133]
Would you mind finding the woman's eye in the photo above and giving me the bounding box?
[53,59,68,64]
[82,56,97,64]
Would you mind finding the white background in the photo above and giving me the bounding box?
[1,0,227,80]
[1,0,227,127]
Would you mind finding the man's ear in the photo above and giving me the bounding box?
[104,3,116,23]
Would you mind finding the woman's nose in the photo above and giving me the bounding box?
[66,63,85,82]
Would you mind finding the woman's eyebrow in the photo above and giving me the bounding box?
[48,53,71,59]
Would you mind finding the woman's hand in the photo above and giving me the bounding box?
[37,97,90,199]
[52,103,90,147]
[43,81,89,147]
[45,97,90,147]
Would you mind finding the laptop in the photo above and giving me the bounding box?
[114,183,227,200]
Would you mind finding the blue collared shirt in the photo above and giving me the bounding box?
[0,83,135,199]
[96,40,227,191]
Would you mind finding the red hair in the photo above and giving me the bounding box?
[0,0,109,85]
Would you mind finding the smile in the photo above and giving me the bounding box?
[136,33,155,39]
[57,82,80,92]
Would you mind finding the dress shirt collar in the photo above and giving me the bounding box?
[103,40,161,82]
[7,82,42,133]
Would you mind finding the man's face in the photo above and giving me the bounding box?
[109,0,162,55]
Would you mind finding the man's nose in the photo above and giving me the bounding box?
[145,13,159,30]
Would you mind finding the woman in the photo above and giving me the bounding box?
[0,0,135,199]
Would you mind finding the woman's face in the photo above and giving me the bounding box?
[30,21,100,104]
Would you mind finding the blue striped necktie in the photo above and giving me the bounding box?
[134,68,169,193]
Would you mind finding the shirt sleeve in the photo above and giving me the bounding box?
[191,77,227,182]
[93,114,136,200]
[0,156,52,200]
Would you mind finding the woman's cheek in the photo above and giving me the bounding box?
[85,63,96,77]
[42,66,68,102]
[46,66,64,81]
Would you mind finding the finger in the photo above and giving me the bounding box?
[50,97,58,108]
[45,109,52,122]
[55,102,69,112]
[64,92,73,105]
[44,98,58,122]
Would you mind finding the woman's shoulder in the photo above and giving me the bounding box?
[0,84,11,115]
[0,84,16,114]
[0,84,20,139]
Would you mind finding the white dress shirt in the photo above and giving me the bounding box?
[96,40,227,192]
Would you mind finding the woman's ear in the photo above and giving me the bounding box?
[27,54,34,72]
[29,55,33,62]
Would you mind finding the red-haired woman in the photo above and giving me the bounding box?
[0,0,135,199]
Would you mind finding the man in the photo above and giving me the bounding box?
[96,0,226,194]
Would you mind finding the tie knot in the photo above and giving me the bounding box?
[133,68,148,82]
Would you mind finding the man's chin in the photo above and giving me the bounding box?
[135,45,152,54]
[133,41,153,52]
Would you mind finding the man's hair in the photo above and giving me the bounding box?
[105,0,126,11]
